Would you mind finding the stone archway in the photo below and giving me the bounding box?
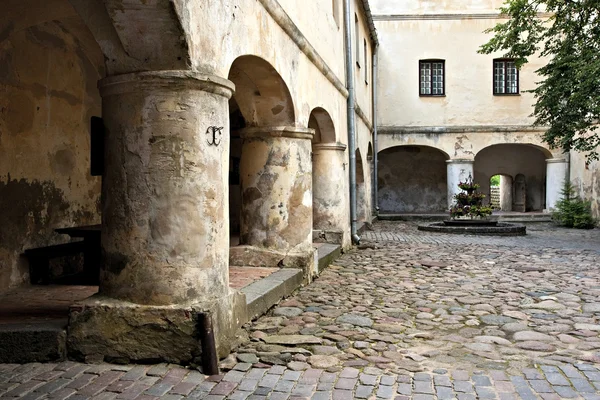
[475,144,550,212]
[0,0,107,291]
[356,149,368,222]
[228,55,314,272]
[309,108,347,244]
[378,146,449,213]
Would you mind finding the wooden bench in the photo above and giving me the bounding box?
[24,241,86,284]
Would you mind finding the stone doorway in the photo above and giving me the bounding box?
[490,174,513,211]
[475,144,550,212]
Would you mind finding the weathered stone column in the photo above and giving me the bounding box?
[230,126,315,276]
[546,158,569,211]
[68,71,246,363]
[312,142,348,245]
[446,159,474,209]
[499,175,513,211]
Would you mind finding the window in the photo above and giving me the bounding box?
[332,0,340,28]
[419,60,445,96]
[493,59,519,94]
[364,39,368,84]
[355,14,360,67]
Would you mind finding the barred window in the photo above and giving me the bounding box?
[493,59,519,94]
[419,60,445,96]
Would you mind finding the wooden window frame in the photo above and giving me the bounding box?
[493,58,520,95]
[419,59,445,96]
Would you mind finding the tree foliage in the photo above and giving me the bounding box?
[552,181,596,228]
[479,0,600,161]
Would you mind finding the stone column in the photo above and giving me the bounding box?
[446,159,474,209]
[68,71,246,363]
[231,126,315,275]
[546,158,569,211]
[499,175,513,211]
[312,142,348,245]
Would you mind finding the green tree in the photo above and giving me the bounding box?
[552,181,596,228]
[479,0,600,161]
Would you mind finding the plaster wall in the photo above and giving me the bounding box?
[570,152,600,220]
[474,145,547,211]
[370,0,507,14]
[378,130,558,160]
[374,17,546,128]
[0,16,103,291]
[378,146,447,213]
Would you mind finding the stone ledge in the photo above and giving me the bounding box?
[67,290,246,364]
[229,245,315,280]
[316,244,342,274]
[242,269,303,321]
[418,222,527,236]
[0,320,66,363]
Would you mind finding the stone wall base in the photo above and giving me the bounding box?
[229,245,316,281]
[312,229,344,245]
[66,290,247,365]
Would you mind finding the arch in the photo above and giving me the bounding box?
[474,144,547,211]
[378,144,451,160]
[476,143,553,160]
[308,107,336,144]
[1,0,106,290]
[367,142,373,162]
[228,55,295,127]
[378,145,449,213]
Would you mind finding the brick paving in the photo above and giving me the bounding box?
[1,221,600,399]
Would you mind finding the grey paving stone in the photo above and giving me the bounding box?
[414,380,434,394]
[376,384,394,398]
[474,385,497,399]
[528,379,554,393]
[396,383,412,396]
[436,386,454,400]
[453,380,474,393]
[433,375,451,386]
[552,385,579,398]
[355,384,374,398]
[545,372,570,386]
[571,378,596,393]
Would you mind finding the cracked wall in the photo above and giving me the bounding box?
[0,18,103,291]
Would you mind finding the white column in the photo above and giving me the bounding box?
[546,158,569,211]
[499,175,513,211]
[446,159,474,209]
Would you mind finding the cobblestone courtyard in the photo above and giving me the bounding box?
[2,222,600,399]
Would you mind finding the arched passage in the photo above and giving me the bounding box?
[474,144,550,212]
[356,149,368,222]
[310,108,346,244]
[0,0,106,290]
[228,56,313,269]
[378,146,449,213]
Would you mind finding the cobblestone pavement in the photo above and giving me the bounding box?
[2,221,600,399]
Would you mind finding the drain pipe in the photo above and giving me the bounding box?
[372,44,379,214]
[344,0,360,245]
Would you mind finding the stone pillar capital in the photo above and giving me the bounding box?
[312,142,347,152]
[239,126,314,140]
[98,70,235,99]
[446,158,474,165]
[546,158,569,164]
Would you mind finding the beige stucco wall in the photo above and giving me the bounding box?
[0,15,103,290]
[569,152,600,219]
[374,16,546,127]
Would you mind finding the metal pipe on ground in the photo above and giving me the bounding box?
[198,313,219,375]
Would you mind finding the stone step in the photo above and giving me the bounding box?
[242,268,304,321]
[0,320,66,363]
[316,243,342,274]
[379,213,552,222]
